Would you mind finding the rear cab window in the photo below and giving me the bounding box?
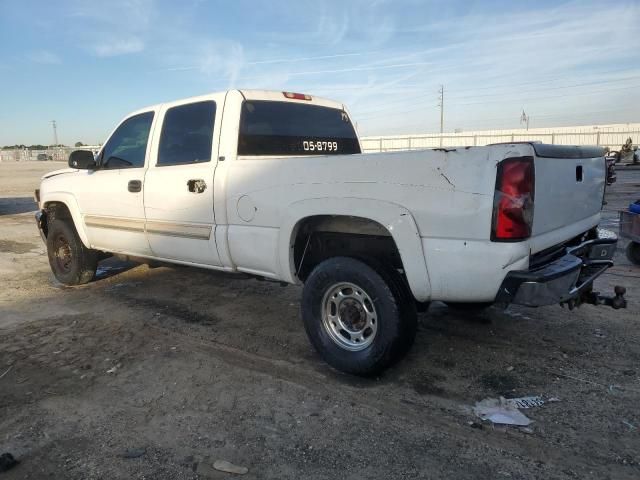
[238,101,361,156]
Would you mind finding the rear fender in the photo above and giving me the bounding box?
[279,197,432,302]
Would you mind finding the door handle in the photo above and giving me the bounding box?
[128,180,142,193]
[187,179,207,193]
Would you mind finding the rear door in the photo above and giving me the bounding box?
[143,94,225,265]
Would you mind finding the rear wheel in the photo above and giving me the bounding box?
[46,219,98,285]
[302,256,417,376]
[626,241,640,266]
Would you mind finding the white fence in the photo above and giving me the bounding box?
[0,145,101,163]
[361,123,640,153]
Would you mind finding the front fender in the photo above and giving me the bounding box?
[278,197,432,302]
[41,192,90,248]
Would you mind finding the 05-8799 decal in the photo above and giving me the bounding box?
[237,134,361,156]
[303,140,339,152]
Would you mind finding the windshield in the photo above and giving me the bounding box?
[238,100,361,156]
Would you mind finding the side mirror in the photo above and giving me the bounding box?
[69,150,96,170]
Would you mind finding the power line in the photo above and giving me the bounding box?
[354,80,640,118]
[448,83,640,107]
[323,68,640,96]
[360,106,639,135]
[353,75,640,117]
[446,75,640,100]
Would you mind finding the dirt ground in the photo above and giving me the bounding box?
[1,161,639,479]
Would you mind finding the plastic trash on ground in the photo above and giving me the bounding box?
[473,397,534,426]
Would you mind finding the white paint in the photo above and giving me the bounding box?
[39,89,607,304]
[236,195,256,222]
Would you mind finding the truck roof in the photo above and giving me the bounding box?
[130,89,345,117]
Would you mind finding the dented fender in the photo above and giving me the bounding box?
[40,192,91,248]
[278,197,432,302]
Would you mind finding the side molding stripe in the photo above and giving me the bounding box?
[84,215,145,232]
[146,221,212,240]
[84,215,212,240]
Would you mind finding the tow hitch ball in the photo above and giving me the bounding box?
[564,286,628,310]
[601,286,628,310]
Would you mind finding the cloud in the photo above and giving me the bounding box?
[199,41,245,87]
[68,0,153,29]
[44,0,638,135]
[28,50,61,64]
[68,0,152,57]
[91,37,145,57]
[335,1,640,134]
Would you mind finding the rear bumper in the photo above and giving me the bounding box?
[495,228,618,307]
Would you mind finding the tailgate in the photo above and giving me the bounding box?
[531,144,606,237]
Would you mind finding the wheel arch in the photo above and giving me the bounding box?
[42,193,90,248]
[279,198,432,302]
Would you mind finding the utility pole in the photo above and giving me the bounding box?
[520,110,529,131]
[438,85,444,147]
[51,120,59,146]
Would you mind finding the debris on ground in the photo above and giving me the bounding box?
[120,448,146,459]
[504,396,545,409]
[473,397,532,426]
[0,365,13,380]
[467,421,484,430]
[213,459,249,475]
[593,328,607,338]
[0,452,19,472]
[106,363,121,374]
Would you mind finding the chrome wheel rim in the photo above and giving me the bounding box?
[321,282,378,351]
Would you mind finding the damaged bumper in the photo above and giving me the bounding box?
[495,228,625,308]
[35,210,47,243]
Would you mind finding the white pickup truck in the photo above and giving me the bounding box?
[35,89,626,375]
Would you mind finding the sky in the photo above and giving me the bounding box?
[0,0,639,145]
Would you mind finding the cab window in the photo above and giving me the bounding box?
[101,112,154,169]
[157,101,216,166]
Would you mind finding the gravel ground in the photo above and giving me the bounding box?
[0,161,639,479]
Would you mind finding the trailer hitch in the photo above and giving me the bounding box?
[563,285,627,310]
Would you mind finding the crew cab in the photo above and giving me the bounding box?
[35,89,626,375]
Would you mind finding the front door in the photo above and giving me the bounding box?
[75,110,156,256]
[143,96,223,266]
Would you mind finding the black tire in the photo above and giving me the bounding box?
[302,256,417,376]
[46,219,98,285]
[626,241,640,266]
[416,301,431,313]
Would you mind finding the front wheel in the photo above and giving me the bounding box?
[46,219,98,285]
[302,257,417,376]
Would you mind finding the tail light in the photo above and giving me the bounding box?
[491,157,535,241]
